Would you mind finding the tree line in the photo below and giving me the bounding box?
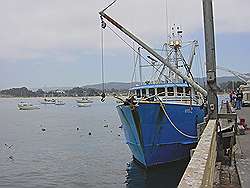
[0,87,122,97]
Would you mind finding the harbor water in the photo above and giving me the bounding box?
[0,97,188,188]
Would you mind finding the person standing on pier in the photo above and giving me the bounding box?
[229,90,233,102]
[229,90,236,107]
[236,89,243,110]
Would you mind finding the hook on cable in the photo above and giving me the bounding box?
[101,17,106,29]
[101,92,106,102]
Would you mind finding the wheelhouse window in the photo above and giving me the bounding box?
[185,87,191,96]
[177,87,184,96]
[149,88,155,96]
[136,89,141,98]
[157,88,165,96]
[167,87,174,96]
[142,89,146,97]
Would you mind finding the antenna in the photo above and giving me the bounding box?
[165,0,169,41]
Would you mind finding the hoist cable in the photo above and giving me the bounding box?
[100,28,106,102]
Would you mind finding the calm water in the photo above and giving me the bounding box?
[0,97,188,188]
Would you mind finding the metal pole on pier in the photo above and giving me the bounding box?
[202,0,218,119]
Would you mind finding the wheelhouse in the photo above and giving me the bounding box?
[130,83,202,104]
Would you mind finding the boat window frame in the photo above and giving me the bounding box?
[142,88,146,97]
[149,88,155,96]
[177,87,184,96]
[185,87,191,96]
[157,87,165,96]
[167,87,174,96]
[136,89,141,98]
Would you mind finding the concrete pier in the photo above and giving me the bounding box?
[235,107,250,188]
[178,101,241,188]
[178,119,217,187]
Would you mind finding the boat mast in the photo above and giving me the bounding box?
[138,47,143,84]
[188,40,198,70]
[99,11,207,96]
[202,0,218,119]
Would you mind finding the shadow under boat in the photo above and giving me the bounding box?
[125,157,189,188]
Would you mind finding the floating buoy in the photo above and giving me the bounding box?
[76,127,79,131]
[104,125,108,128]
[118,125,122,129]
[5,143,13,149]
[41,128,46,131]
[88,132,92,135]
[9,156,14,160]
[118,134,120,136]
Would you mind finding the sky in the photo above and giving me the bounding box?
[0,0,249,89]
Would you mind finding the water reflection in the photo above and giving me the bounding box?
[125,158,189,188]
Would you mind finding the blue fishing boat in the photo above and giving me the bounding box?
[116,82,205,167]
[115,35,206,167]
[99,3,208,167]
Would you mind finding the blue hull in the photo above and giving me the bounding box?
[117,102,205,167]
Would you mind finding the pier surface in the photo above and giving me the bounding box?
[235,107,250,188]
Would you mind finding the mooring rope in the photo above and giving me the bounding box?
[157,96,198,139]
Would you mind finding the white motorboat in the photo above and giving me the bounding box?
[75,97,93,103]
[18,102,40,110]
[55,100,65,105]
[77,103,91,107]
[40,98,56,104]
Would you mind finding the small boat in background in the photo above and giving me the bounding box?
[55,100,65,105]
[77,103,91,107]
[40,98,56,104]
[75,97,93,103]
[18,102,40,110]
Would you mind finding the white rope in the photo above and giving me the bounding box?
[157,97,198,139]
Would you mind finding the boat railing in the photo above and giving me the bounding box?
[114,90,203,105]
[136,91,201,104]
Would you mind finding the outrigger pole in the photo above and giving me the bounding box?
[99,10,207,97]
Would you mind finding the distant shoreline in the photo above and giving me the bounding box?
[0,96,114,99]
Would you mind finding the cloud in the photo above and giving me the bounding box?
[0,0,249,89]
[214,0,250,33]
[0,0,249,60]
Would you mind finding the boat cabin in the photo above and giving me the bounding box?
[130,83,202,104]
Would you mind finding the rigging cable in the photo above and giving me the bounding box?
[106,24,175,84]
[197,46,206,88]
[131,47,139,85]
[165,0,169,41]
[100,19,106,102]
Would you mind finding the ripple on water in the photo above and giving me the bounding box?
[0,98,189,188]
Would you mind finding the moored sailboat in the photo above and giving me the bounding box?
[18,102,40,110]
